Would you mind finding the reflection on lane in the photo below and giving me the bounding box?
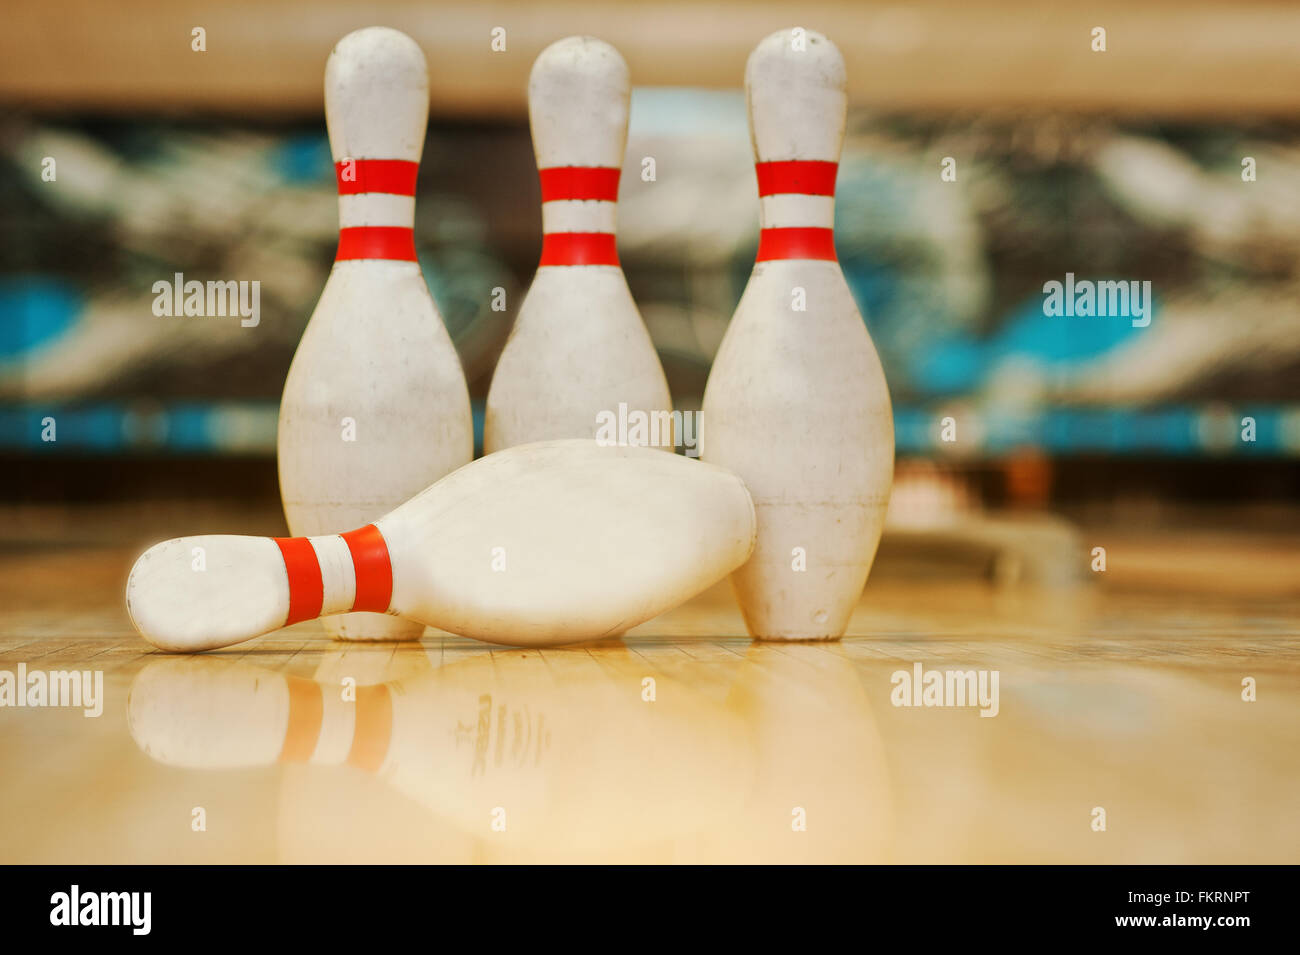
[127,643,890,862]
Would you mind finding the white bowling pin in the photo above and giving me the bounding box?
[278,27,473,642]
[484,36,673,453]
[701,29,894,640]
[127,440,756,652]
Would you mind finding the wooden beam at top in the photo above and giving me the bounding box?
[3,1,1298,118]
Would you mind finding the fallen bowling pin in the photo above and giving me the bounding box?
[127,440,756,652]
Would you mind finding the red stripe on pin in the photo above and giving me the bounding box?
[334,159,419,196]
[539,166,621,202]
[539,232,620,267]
[274,537,324,626]
[335,227,418,262]
[755,160,838,197]
[341,524,394,613]
[756,227,838,262]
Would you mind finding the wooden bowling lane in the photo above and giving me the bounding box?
[1,525,1298,863]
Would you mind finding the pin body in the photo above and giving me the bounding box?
[701,29,894,640]
[278,27,473,641]
[128,441,757,653]
[484,36,671,453]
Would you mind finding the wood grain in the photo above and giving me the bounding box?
[1,514,1296,863]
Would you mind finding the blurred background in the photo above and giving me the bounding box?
[2,0,1299,590]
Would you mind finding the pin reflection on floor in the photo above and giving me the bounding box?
[127,641,891,863]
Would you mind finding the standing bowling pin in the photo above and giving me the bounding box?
[278,27,473,641]
[701,29,894,640]
[484,37,673,453]
[127,440,757,653]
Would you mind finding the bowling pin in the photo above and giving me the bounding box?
[701,29,894,640]
[127,440,756,652]
[484,36,673,453]
[278,27,473,642]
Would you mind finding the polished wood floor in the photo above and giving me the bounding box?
[2,508,1298,863]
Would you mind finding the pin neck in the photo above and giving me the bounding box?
[537,165,621,267]
[754,160,839,262]
[539,166,620,202]
[333,159,420,262]
[273,525,394,627]
[335,159,418,196]
[335,227,417,262]
[756,160,838,199]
